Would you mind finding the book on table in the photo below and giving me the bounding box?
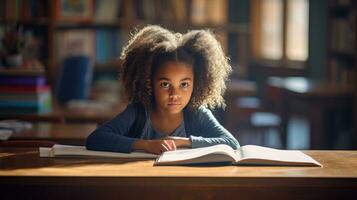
[40,144,157,159]
[40,144,322,167]
[155,144,322,166]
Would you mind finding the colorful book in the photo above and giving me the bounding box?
[0,76,46,86]
[0,85,50,93]
[0,94,51,109]
[0,106,52,115]
[0,91,52,114]
[0,91,51,102]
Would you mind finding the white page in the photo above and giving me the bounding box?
[237,145,322,166]
[156,144,237,163]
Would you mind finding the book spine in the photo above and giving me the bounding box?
[0,76,46,86]
[0,106,52,114]
[0,91,50,102]
[0,85,50,93]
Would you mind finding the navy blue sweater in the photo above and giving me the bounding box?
[86,103,240,153]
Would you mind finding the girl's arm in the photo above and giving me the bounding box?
[133,139,177,154]
[188,107,240,149]
[86,104,138,153]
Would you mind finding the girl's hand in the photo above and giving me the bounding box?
[133,139,176,155]
[164,136,192,148]
[146,139,176,154]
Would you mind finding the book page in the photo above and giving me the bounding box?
[156,144,237,164]
[236,145,322,166]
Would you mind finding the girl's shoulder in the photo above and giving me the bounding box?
[184,106,213,120]
[125,102,147,114]
[118,102,147,118]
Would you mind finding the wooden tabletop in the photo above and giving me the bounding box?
[0,149,356,178]
[0,148,356,199]
[10,122,97,145]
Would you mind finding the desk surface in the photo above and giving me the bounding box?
[10,123,97,145]
[1,148,356,199]
[0,149,356,178]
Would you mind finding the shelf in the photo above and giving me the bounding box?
[0,19,50,26]
[53,19,129,29]
[52,19,249,34]
[327,0,356,86]
[0,68,45,76]
[329,51,355,61]
[94,62,120,72]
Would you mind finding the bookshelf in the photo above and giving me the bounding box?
[326,0,356,148]
[0,0,249,103]
[326,0,356,87]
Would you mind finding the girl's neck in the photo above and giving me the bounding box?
[150,108,184,135]
[151,107,183,121]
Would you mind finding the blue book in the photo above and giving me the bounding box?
[0,91,52,114]
[56,56,93,104]
[0,91,51,109]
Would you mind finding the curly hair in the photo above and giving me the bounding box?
[119,25,232,111]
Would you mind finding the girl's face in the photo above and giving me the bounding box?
[153,61,194,115]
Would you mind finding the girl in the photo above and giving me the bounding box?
[86,25,239,154]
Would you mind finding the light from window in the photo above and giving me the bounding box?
[286,0,309,61]
[260,0,283,60]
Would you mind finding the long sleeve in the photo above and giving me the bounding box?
[85,104,139,153]
[187,107,240,149]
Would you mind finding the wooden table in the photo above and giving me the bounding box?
[267,77,354,149]
[0,148,356,199]
[10,122,97,145]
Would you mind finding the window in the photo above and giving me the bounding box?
[251,0,309,68]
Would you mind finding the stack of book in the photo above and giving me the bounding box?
[0,69,52,115]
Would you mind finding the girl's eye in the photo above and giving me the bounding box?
[180,82,189,88]
[160,82,170,88]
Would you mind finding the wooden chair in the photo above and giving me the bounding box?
[226,96,282,147]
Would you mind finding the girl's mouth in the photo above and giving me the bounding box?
[168,103,181,106]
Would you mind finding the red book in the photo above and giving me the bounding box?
[0,85,50,93]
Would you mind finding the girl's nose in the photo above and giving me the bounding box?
[169,94,181,100]
[169,88,181,100]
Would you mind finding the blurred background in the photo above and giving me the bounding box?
[0,0,355,150]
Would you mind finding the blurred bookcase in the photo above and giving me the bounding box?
[0,0,249,103]
[326,0,356,88]
[326,0,356,148]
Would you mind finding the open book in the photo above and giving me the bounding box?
[154,144,322,167]
[39,144,322,167]
[40,144,157,159]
